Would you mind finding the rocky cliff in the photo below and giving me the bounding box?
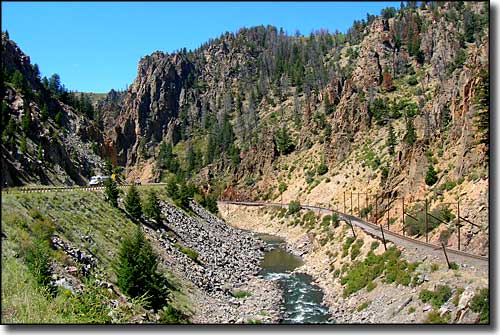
[1,34,106,186]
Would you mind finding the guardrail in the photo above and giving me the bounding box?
[2,183,168,194]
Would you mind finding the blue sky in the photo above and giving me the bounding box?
[2,1,400,93]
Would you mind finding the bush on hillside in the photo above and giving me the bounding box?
[114,226,170,310]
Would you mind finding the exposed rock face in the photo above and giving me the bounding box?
[1,34,106,186]
[102,53,195,167]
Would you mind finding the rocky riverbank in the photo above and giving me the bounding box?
[221,204,489,324]
[142,200,283,323]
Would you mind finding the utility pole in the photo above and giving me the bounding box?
[402,197,405,236]
[425,198,429,243]
[380,224,387,251]
[343,191,346,213]
[387,197,390,230]
[350,191,353,215]
[357,192,360,217]
[441,242,451,269]
[457,199,461,251]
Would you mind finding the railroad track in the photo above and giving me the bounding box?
[2,183,168,193]
[220,200,488,271]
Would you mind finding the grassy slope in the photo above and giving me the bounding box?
[1,187,190,323]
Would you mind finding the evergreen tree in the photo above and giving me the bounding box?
[205,128,218,164]
[278,182,287,203]
[37,146,43,162]
[275,127,295,155]
[11,70,25,91]
[19,135,27,153]
[114,225,169,310]
[166,177,179,198]
[143,190,161,224]
[324,92,334,116]
[186,143,196,175]
[158,141,179,173]
[1,100,10,132]
[104,179,120,208]
[404,117,416,145]
[386,123,397,155]
[425,164,438,186]
[473,68,489,150]
[125,185,142,220]
[55,110,63,127]
[3,118,17,145]
[48,73,62,96]
[40,103,49,121]
[21,107,32,134]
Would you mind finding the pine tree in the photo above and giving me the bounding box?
[114,225,169,310]
[425,164,438,186]
[124,185,142,220]
[3,118,17,145]
[55,110,63,127]
[186,143,196,175]
[21,107,32,134]
[11,70,25,91]
[166,177,179,198]
[158,141,179,173]
[386,123,397,155]
[143,190,161,224]
[275,127,295,155]
[20,135,27,153]
[473,68,489,149]
[324,92,334,115]
[404,117,416,145]
[104,179,119,208]
[40,103,49,121]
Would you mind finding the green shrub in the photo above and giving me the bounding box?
[425,310,450,324]
[360,205,373,219]
[425,164,438,186]
[408,76,418,86]
[430,263,440,272]
[232,290,252,298]
[342,237,356,258]
[470,288,489,324]
[159,305,190,324]
[419,285,452,309]
[64,278,112,323]
[438,179,457,192]
[370,241,380,250]
[356,301,371,312]
[341,247,417,297]
[301,211,317,229]
[350,239,364,260]
[288,201,301,215]
[200,194,219,214]
[24,240,53,292]
[406,204,454,236]
[317,163,328,176]
[366,281,377,292]
[175,243,199,262]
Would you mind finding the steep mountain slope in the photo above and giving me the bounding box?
[97,2,489,253]
[1,33,106,186]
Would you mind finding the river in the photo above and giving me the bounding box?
[257,233,333,324]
